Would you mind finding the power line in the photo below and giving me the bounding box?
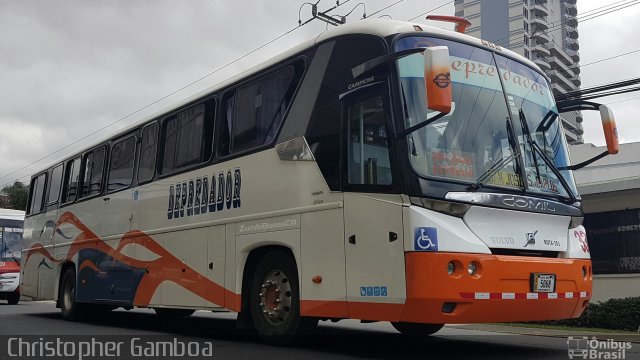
[492,0,640,49]
[491,0,640,50]
[408,1,453,21]
[556,77,640,102]
[607,96,640,105]
[368,0,405,18]
[0,23,312,186]
[6,2,640,187]
[579,0,639,22]
[553,49,640,78]
[495,0,639,47]
[0,2,357,186]
[577,86,640,101]
[368,0,450,21]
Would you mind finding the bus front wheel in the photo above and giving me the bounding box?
[391,322,444,336]
[249,250,316,345]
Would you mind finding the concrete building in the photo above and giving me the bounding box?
[454,0,584,144]
[570,142,640,302]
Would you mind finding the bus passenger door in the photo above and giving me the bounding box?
[341,86,406,320]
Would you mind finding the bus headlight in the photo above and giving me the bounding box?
[467,262,477,276]
[447,262,455,275]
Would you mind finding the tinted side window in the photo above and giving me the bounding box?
[307,37,387,191]
[175,106,205,167]
[346,94,392,185]
[161,103,213,174]
[62,157,81,203]
[138,123,158,183]
[162,117,178,172]
[28,173,47,215]
[108,136,136,192]
[221,65,297,155]
[47,165,63,204]
[81,147,106,198]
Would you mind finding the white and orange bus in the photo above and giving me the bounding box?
[21,17,619,345]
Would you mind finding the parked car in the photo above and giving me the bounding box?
[0,257,20,304]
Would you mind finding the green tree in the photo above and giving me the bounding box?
[1,181,29,211]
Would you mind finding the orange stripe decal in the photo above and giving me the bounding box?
[25,212,234,309]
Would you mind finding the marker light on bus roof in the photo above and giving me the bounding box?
[425,15,472,34]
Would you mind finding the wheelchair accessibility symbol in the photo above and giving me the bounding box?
[414,227,438,251]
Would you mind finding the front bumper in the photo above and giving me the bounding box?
[0,272,20,293]
[401,252,591,324]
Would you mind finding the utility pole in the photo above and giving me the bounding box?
[299,1,367,27]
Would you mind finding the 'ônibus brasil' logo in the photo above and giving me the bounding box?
[168,168,241,219]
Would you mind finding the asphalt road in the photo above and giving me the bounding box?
[0,301,637,360]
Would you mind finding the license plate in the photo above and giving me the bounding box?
[530,273,556,293]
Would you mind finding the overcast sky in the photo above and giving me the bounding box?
[1,0,638,187]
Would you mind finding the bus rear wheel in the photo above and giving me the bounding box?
[60,267,85,321]
[391,322,444,336]
[249,250,315,345]
[7,290,20,305]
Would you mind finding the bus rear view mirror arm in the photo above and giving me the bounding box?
[556,100,619,171]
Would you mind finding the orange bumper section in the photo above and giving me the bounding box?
[401,252,592,324]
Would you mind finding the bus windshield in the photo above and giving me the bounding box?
[396,37,578,200]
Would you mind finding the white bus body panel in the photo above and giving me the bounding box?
[299,209,347,304]
[403,205,491,254]
[563,225,591,259]
[129,147,345,309]
[344,193,406,304]
[463,206,570,252]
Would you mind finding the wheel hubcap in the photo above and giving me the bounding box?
[258,270,292,325]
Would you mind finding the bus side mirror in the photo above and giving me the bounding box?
[424,46,452,113]
[555,100,620,171]
[599,105,619,155]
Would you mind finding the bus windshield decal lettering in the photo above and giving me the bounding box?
[168,168,241,219]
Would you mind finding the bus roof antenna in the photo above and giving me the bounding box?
[426,15,471,34]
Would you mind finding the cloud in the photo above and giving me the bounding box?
[0,0,637,187]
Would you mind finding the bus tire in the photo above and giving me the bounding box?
[7,290,20,305]
[60,267,85,321]
[249,250,314,346]
[391,322,444,336]
[154,308,195,318]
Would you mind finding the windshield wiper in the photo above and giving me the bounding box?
[519,109,542,183]
[517,109,577,203]
[467,117,521,191]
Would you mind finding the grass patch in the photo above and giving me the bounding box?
[525,297,640,332]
